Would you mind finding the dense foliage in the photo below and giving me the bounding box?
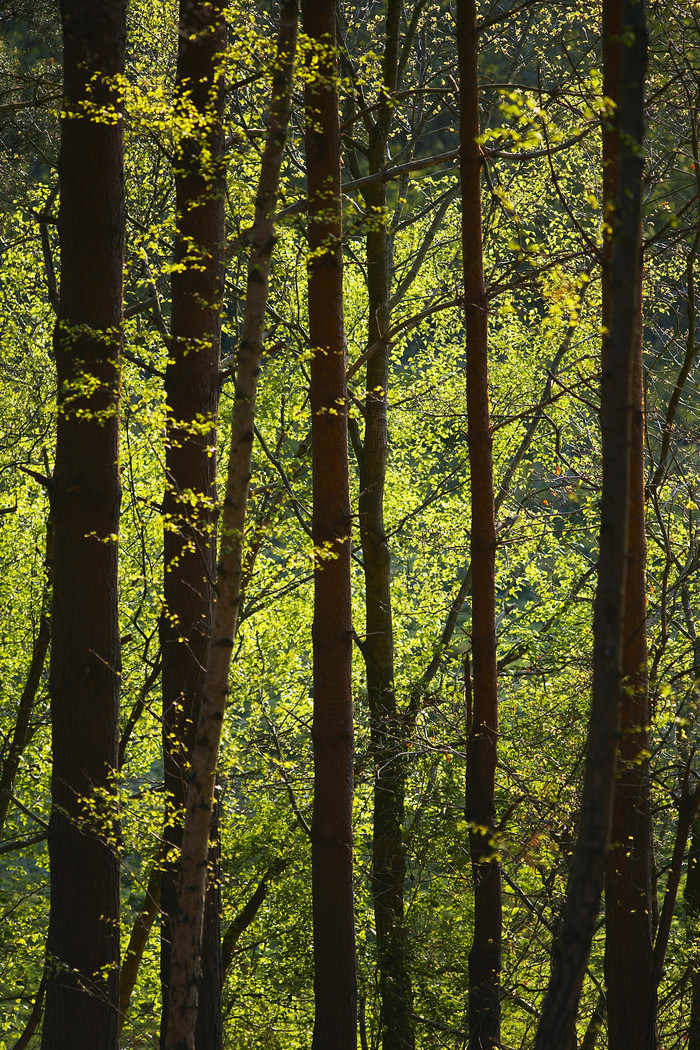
[1,1,700,1047]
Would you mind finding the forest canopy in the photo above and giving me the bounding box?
[0,1,698,1049]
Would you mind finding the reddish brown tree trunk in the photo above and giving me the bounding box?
[159,2,226,1046]
[302,2,357,1047]
[534,2,648,1046]
[603,4,657,1046]
[42,3,125,1047]
[163,4,298,1046]
[457,2,502,1047]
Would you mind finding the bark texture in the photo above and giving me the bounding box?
[356,1,413,1047]
[160,2,227,1046]
[602,4,657,1045]
[457,1,501,1046]
[42,3,125,1047]
[301,3,357,1047]
[534,1,648,1045]
[164,5,298,1046]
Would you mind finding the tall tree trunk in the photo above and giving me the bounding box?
[456,2,501,1047]
[302,2,357,1047]
[605,334,657,1050]
[534,1,648,1045]
[159,2,226,1046]
[603,2,657,1044]
[42,3,125,1047]
[604,6,659,1041]
[356,2,413,1047]
[163,4,298,1046]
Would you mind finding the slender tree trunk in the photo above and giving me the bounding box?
[534,2,648,1046]
[164,6,298,1046]
[605,335,657,1050]
[0,520,52,838]
[119,846,165,1034]
[159,3,226,1046]
[602,4,657,1044]
[457,2,501,1047]
[356,2,413,1047]
[42,3,125,1047]
[301,4,357,1048]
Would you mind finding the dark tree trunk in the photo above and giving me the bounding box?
[302,2,357,1046]
[42,3,125,1047]
[456,1,501,1047]
[356,2,413,1048]
[163,4,298,1046]
[602,3,657,1045]
[159,2,227,1046]
[534,1,648,1046]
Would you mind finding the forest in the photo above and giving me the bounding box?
[0,0,696,1047]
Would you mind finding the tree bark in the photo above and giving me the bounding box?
[534,1,648,1046]
[301,4,357,1048]
[356,2,414,1047]
[159,2,227,1046]
[457,1,501,1046]
[42,3,125,1047]
[163,5,298,1046]
[603,3,657,1045]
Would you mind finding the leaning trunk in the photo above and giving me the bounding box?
[42,3,125,1047]
[163,5,298,1046]
[457,1,501,1047]
[534,1,648,1045]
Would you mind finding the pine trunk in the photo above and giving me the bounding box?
[42,3,125,1047]
[457,1,502,1046]
[302,2,357,1046]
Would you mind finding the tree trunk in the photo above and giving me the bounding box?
[163,5,298,1045]
[534,1,648,1045]
[159,2,226,1046]
[42,3,125,1047]
[602,2,657,1044]
[356,2,413,1047]
[302,2,357,1047]
[456,2,501,1046]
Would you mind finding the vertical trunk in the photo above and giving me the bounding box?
[603,4,657,1045]
[163,5,298,1046]
[534,1,648,1045]
[357,3,413,1048]
[42,3,124,1048]
[456,2,501,1047]
[160,2,227,1046]
[302,2,357,1047]
[605,332,656,1050]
